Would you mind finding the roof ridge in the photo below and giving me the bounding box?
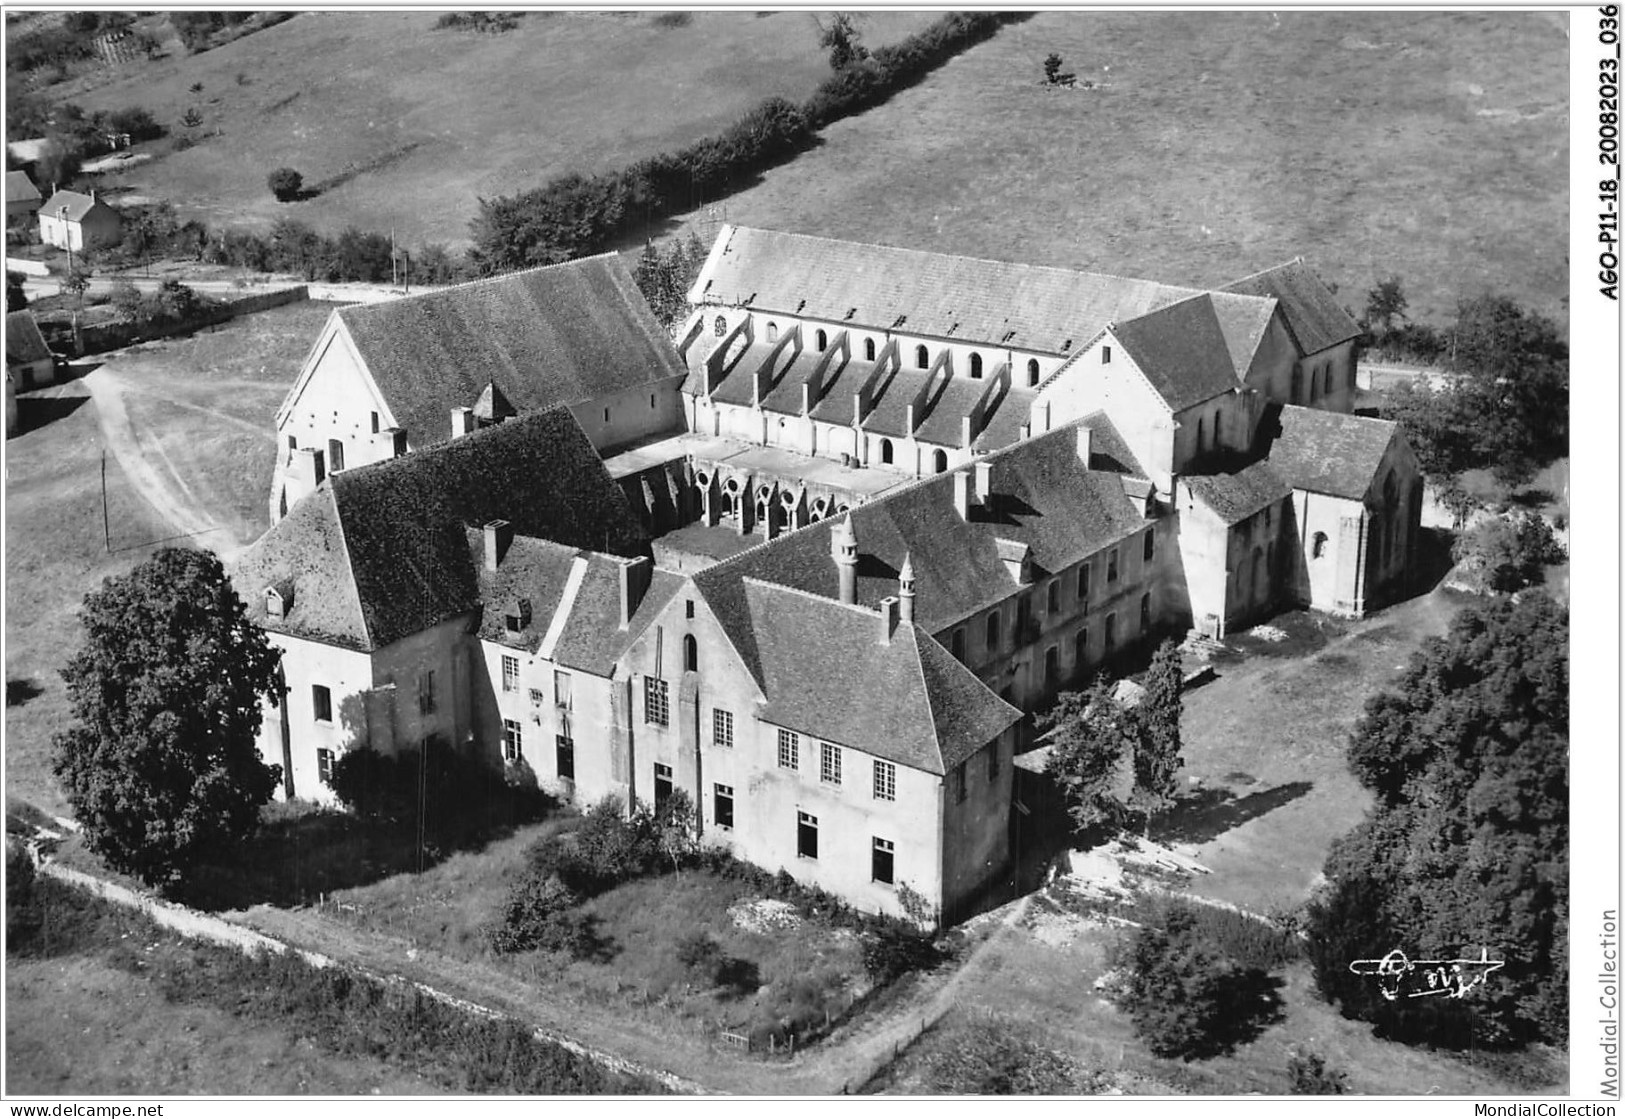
[906,625,946,770]
[319,483,375,649]
[336,253,625,317]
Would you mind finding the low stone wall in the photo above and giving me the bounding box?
[58,284,309,356]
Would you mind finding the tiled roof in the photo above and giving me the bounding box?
[693,225,1189,356]
[41,189,110,223]
[550,561,684,676]
[1222,259,1361,357]
[1260,404,1399,500]
[6,312,51,366]
[715,579,1018,774]
[472,534,582,651]
[1109,294,1241,413]
[231,485,372,650]
[5,171,40,205]
[694,418,1148,633]
[337,254,685,448]
[1182,460,1294,526]
[1078,410,1147,478]
[1205,291,1279,379]
[235,406,647,650]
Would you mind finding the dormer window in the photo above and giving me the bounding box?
[504,599,532,634]
[265,585,289,619]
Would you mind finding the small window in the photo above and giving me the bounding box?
[685,599,695,619]
[327,439,345,474]
[714,784,734,830]
[1077,563,1091,602]
[713,708,734,749]
[880,438,894,465]
[816,328,827,352]
[554,670,573,710]
[864,337,876,361]
[603,407,610,423]
[683,634,698,673]
[528,687,545,707]
[1213,411,1222,448]
[969,353,983,379]
[1026,358,1040,386]
[797,811,819,859]
[951,628,966,661]
[987,741,1001,781]
[1046,580,1059,615]
[1196,417,1205,452]
[820,742,842,785]
[951,761,968,804]
[287,434,297,450]
[1102,345,1112,365]
[714,315,727,337]
[872,837,895,885]
[419,670,438,714]
[500,655,519,693]
[985,610,1001,652]
[644,676,669,727]
[317,747,335,785]
[312,684,332,723]
[933,448,948,474]
[873,760,896,801]
[556,734,575,780]
[915,344,929,369]
[778,728,800,769]
[1107,548,1120,583]
[766,322,779,343]
[502,719,523,762]
[654,763,673,811]
[1312,531,1328,559]
[1143,530,1155,563]
[650,393,656,409]
[1044,646,1059,686]
[370,411,379,434]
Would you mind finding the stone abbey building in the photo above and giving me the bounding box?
[236,227,1421,923]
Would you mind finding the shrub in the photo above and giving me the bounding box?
[674,930,726,983]
[266,167,303,202]
[925,1015,1105,1094]
[1451,511,1568,593]
[5,839,36,940]
[862,923,941,983]
[489,872,596,957]
[101,106,164,143]
[1288,1050,1350,1094]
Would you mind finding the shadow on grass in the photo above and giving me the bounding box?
[716,955,762,997]
[1198,967,1287,1059]
[1150,781,1314,847]
[6,678,44,708]
[13,393,88,435]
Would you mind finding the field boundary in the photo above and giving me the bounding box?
[31,857,708,1096]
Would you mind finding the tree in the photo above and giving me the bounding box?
[181,106,203,130]
[1433,475,1484,532]
[1039,681,1134,832]
[5,270,28,312]
[58,260,91,307]
[1044,52,1064,84]
[266,166,303,202]
[1364,275,1408,337]
[816,13,868,71]
[109,277,144,322]
[1307,594,1568,1048]
[1450,511,1566,594]
[1380,382,1478,479]
[1288,1050,1349,1094]
[51,548,283,888]
[1132,639,1184,814]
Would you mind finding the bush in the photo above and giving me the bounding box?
[5,839,36,941]
[101,106,164,143]
[267,167,303,202]
[674,930,726,983]
[1288,1050,1349,1094]
[489,872,596,957]
[925,1015,1106,1094]
[862,923,941,983]
[327,743,552,847]
[1451,511,1568,593]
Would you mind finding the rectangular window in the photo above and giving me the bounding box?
[554,670,572,710]
[713,708,734,749]
[317,747,335,785]
[644,676,669,727]
[1102,345,1113,364]
[797,811,818,859]
[654,763,673,811]
[502,719,523,762]
[1078,563,1091,603]
[528,688,545,707]
[1143,529,1155,562]
[714,783,734,830]
[951,761,968,804]
[287,434,297,451]
[1047,580,1059,615]
[988,741,1001,781]
[370,411,379,434]
[820,742,842,785]
[501,655,519,693]
[1108,548,1120,583]
[872,837,895,885]
[555,734,574,780]
[312,684,332,723]
[418,670,437,715]
[777,728,799,770]
[873,759,896,801]
[327,438,345,474]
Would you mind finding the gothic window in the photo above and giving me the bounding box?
[915,344,929,369]
[985,610,1001,652]
[880,438,894,465]
[683,634,698,673]
[766,322,778,343]
[1213,410,1222,448]
[864,337,876,361]
[970,352,983,379]
[816,328,827,351]
[1027,358,1040,386]
[933,449,948,474]
[1311,532,1328,559]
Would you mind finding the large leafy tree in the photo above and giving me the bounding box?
[52,548,283,887]
[1040,681,1135,831]
[1132,639,1184,813]
[1306,593,1568,1048]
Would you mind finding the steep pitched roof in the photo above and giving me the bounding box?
[6,312,51,366]
[694,418,1148,633]
[471,534,582,652]
[5,171,41,205]
[1222,259,1361,356]
[234,406,647,650]
[336,254,685,448]
[1260,404,1400,501]
[231,486,372,650]
[1182,460,1294,526]
[550,561,684,675]
[41,188,111,223]
[721,580,1018,774]
[692,224,1189,356]
[1205,291,1280,379]
[1109,294,1241,413]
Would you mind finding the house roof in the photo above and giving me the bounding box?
[692,224,1192,356]
[1222,259,1361,357]
[705,578,1019,774]
[1182,460,1294,526]
[334,254,685,448]
[6,312,51,366]
[5,171,41,205]
[550,560,685,676]
[1205,291,1280,379]
[234,406,648,650]
[693,417,1149,634]
[1260,404,1400,501]
[41,188,111,223]
[1109,294,1242,413]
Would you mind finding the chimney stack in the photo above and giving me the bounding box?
[974,461,994,503]
[878,596,900,645]
[1076,423,1093,467]
[898,552,916,625]
[831,513,858,605]
[452,406,476,438]
[953,470,973,521]
[484,520,513,572]
[618,555,653,628]
[286,446,325,508]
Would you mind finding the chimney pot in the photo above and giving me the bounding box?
[484,520,512,572]
[831,513,858,605]
[878,596,900,645]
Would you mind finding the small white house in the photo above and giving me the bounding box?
[38,189,121,252]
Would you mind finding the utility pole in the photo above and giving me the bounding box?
[100,450,110,552]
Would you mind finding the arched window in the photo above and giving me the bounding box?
[864,337,876,361]
[985,611,1001,652]
[1027,358,1040,387]
[327,439,345,473]
[932,449,948,474]
[816,329,827,352]
[766,322,778,343]
[915,344,929,369]
[714,315,726,337]
[1044,647,1058,686]
[1104,613,1116,653]
[1290,367,1303,403]
[970,353,983,379]
[683,634,698,673]
[1074,628,1088,673]
[880,438,894,465]
[1311,531,1328,559]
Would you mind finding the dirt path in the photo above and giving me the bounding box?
[82,366,241,561]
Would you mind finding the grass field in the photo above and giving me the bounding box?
[660,10,1568,326]
[66,10,937,248]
